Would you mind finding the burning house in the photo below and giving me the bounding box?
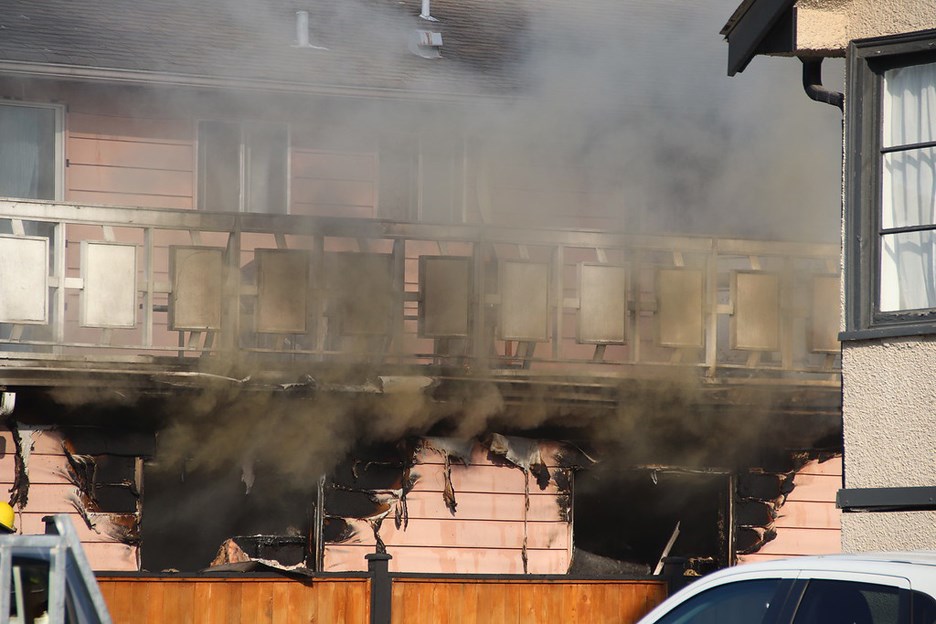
[0,0,844,585]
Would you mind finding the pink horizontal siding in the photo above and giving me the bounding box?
[324,441,572,574]
[335,517,569,550]
[65,112,195,211]
[326,545,570,575]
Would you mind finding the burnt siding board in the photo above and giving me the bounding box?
[737,456,842,561]
[0,427,140,571]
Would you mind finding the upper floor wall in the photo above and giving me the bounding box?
[0,77,639,233]
[795,0,936,55]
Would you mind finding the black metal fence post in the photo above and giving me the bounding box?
[366,553,392,624]
[661,556,691,595]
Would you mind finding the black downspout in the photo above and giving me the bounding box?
[801,58,844,111]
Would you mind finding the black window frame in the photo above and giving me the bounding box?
[845,29,936,340]
[787,577,910,623]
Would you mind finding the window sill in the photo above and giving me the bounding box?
[839,322,936,341]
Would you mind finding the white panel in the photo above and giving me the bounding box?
[0,235,48,324]
[169,246,224,331]
[578,264,628,344]
[657,269,704,348]
[81,242,137,328]
[256,249,309,334]
[499,261,549,341]
[419,256,470,338]
[730,271,780,351]
[326,253,394,336]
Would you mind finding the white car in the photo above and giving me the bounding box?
[638,552,936,624]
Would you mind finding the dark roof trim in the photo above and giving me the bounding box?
[837,486,936,512]
[722,0,796,76]
[0,60,508,105]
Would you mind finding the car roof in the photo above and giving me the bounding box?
[739,552,936,570]
[707,552,936,587]
[640,554,936,624]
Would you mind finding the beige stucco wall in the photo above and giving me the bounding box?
[842,512,936,551]
[796,0,936,54]
[840,339,936,550]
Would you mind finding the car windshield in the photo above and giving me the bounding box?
[653,579,784,624]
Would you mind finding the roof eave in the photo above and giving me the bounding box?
[723,0,797,76]
[0,59,511,104]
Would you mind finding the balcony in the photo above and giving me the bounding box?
[0,199,841,403]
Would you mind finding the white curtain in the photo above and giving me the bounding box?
[880,62,936,311]
[0,105,46,199]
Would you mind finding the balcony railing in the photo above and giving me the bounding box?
[0,199,841,386]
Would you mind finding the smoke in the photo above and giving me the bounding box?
[474,0,844,240]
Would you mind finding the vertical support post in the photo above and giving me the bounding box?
[631,256,641,364]
[366,552,392,624]
[314,475,325,571]
[0,543,11,622]
[780,258,794,371]
[311,235,326,360]
[705,246,718,377]
[390,238,406,358]
[470,241,487,370]
[47,545,67,622]
[552,245,563,360]
[221,225,242,353]
[52,221,66,350]
[143,227,155,348]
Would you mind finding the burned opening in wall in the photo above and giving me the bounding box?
[572,468,730,575]
[141,457,316,572]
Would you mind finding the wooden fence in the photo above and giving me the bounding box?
[97,576,371,624]
[390,577,667,624]
[96,574,667,624]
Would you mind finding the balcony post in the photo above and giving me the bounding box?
[220,224,241,353]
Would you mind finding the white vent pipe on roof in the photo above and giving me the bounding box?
[420,0,439,21]
[293,10,327,50]
[296,10,311,47]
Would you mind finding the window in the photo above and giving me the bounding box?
[0,102,61,201]
[653,579,787,624]
[847,31,936,336]
[792,579,905,624]
[197,120,288,214]
[912,589,936,624]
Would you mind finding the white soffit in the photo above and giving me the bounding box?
[80,241,138,328]
[0,235,48,324]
